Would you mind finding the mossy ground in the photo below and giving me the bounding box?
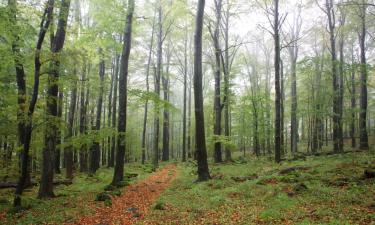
[0,150,374,225]
[141,150,375,225]
[0,163,154,224]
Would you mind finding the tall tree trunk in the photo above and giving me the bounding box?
[358,2,369,150]
[289,47,298,154]
[89,50,105,174]
[162,42,171,162]
[65,71,77,180]
[194,0,210,181]
[325,0,343,153]
[153,4,162,170]
[223,0,232,161]
[79,65,89,172]
[112,0,134,185]
[212,0,223,163]
[273,0,281,163]
[107,59,114,166]
[142,16,155,164]
[55,90,63,174]
[39,0,71,199]
[109,55,119,167]
[280,60,284,156]
[187,73,192,158]
[182,28,188,162]
[350,45,356,148]
[11,0,54,207]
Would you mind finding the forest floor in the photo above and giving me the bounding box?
[0,149,374,225]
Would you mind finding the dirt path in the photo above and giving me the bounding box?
[73,164,177,225]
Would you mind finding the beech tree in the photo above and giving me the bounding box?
[194,0,211,181]
[112,0,134,185]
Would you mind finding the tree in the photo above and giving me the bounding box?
[285,5,302,154]
[358,0,369,150]
[65,73,77,180]
[142,14,156,164]
[112,0,134,186]
[38,0,71,199]
[10,0,55,206]
[193,0,210,181]
[89,49,105,174]
[213,0,224,163]
[153,3,162,170]
[273,0,282,163]
[322,0,343,153]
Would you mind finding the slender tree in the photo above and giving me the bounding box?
[38,0,71,199]
[112,0,134,185]
[273,0,282,163]
[194,0,210,181]
[11,0,55,206]
[358,0,369,150]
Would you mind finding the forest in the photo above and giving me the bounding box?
[0,0,374,224]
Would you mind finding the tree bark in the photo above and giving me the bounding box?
[10,0,55,206]
[142,16,155,164]
[89,50,105,174]
[358,2,369,150]
[112,0,134,185]
[39,0,71,199]
[212,0,223,163]
[325,0,343,153]
[194,0,210,181]
[162,41,171,162]
[109,55,119,167]
[273,0,281,163]
[153,4,162,170]
[65,70,77,180]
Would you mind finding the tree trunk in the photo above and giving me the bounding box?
[11,0,54,206]
[142,16,155,164]
[280,60,284,156]
[212,0,223,163]
[325,0,343,153]
[162,42,171,162]
[194,0,210,181]
[350,45,356,148]
[112,0,134,185]
[109,55,119,167]
[153,4,162,170]
[358,2,369,150]
[182,28,188,162]
[89,50,105,174]
[273,0,281,163]
[65,71,77,180]
[39,0,71,199]
[55,91,63,174]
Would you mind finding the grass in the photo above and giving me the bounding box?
[0,149,374,225]
[141,150,375,225]
[0,162,155,225]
